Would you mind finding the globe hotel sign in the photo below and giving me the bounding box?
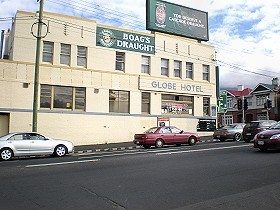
[139,76,213,96]
[96,26,155,54]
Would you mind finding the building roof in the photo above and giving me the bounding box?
[226,88,252,97]
[249,83,278,94]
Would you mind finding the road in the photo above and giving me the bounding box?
[1,141,280,210]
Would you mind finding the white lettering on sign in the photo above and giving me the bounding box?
[151,81,203,92]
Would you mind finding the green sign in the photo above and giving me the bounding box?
[96,26,155,54]
[146,0,209,41]
[218,91,227,113]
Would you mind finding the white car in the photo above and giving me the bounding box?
[0,132,74,161]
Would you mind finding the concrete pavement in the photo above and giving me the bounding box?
[74,136,217,154]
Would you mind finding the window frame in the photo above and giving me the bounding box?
[202,64,210,81]
[161,94,193,115]
[174,60,181,78]
[77,46,87,68]
[116,52,125,71]
[161,58,169,76]
[203,97,210,116]
[141,55,150,74]
[109,90,130,113]
[42,41,54,63]
[141,92,151,114]
[60,43,71,65]
[186,62,193,79]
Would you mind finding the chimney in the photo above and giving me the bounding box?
[272,77,278,87]
[237,85,244,91]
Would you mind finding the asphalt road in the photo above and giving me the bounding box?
[1,141,280,210]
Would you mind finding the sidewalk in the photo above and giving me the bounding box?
[74,136,216,154]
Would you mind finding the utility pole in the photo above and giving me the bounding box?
[32,0,45,132]
[242,95,245,123]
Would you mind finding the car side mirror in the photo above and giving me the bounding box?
[180,130,184,134]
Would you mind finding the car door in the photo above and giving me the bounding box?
[8,133,31,155]
[170,127,185,143]
[28,133,53,155]
[159,127,174,143]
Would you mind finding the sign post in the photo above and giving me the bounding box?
[218,91,227,126]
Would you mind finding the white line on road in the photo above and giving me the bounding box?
[156,145,251,155]
[26,159,100,168]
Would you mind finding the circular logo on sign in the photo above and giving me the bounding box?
[98,29,116,47]
[155,4,166,25]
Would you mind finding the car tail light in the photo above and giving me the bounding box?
[255,128,261,131]
[222,131,229,135]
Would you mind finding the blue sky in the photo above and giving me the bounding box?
[0,0,279,89]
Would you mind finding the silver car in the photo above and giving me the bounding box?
[0,132,74,161]
[213,123,246,142]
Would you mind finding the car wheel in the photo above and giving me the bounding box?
[188,137,196,146]
[143,145,151,149]
[0,148,13,161]
[54,145,67,157]
[234,133,241,141]
[155,139,164,148]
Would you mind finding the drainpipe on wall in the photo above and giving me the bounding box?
[0,30,4,59]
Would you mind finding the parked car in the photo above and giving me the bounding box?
[133,126,201,148]
[254,121,280,151]
[213,123,245,141]
[0,132,74,161]
[242,120,277,143]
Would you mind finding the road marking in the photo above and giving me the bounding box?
[26,159,100,168]
[156,145,251,155]
[79,148,183,159]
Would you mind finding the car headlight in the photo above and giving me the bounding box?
[270,134,280,139]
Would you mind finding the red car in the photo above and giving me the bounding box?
[253,121,280,151]
[133,126,201,148]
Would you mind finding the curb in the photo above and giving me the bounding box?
[74,139,220,154]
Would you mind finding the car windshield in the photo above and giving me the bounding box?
[269,122,280,130]
[144,127,158,133]
[245,122,259,128]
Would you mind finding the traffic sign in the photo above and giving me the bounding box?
[218,91,227,113]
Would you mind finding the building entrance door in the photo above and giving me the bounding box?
[0,113,9,136]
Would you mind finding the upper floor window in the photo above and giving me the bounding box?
[60,43,71,65]
[174,60,181,78]
[203,97,210,116]
[161,58,169,76]
[42,41,54,63]
[40,84,85,111]
[186,62,193,79]
[109,90,129,113]
[141,56,150,74]
[256,95,268,106]
[142,92,150,114]
[203,65,210,81]
[116,52,125,71]
[77,46,87,67]
[227,97,233,109]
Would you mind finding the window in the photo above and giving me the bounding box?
[174,60,181,78]
[203,65,209,81]
[161,58,169,76]
[222,115,233,125]
[77,46,87,67]
[161,94,193,115]
[142,92,150,114]
[40,85,86,111]
[42,41,54,63]
[256,95,268,106]
[109,90,129,113]
[60,43,71,65]
[116,52,125,71]
[141,56,150,74]
[186,62,193,79]
[203,97,210,116]
[227,97,233,109]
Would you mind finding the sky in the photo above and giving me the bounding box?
[0,0,279,90]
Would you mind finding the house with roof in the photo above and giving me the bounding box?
[218,78,280,125]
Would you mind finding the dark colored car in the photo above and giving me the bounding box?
[254,121,280,151]
[213,123,245,142]
[133,126,201,148]
[242,120,277,143]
